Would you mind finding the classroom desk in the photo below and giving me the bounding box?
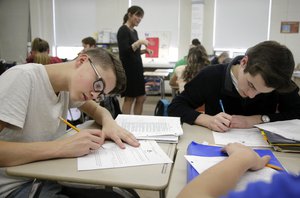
[166,123,300,198]
[144,69,172,99]
[6,121,176,198]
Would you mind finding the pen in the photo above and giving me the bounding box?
[59,116,80,132]
[219,99,225,112]
[266,163,283,171]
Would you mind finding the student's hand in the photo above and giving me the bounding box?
[199,113,232,132]
[101,121,140,149]
[222,143,270,171]
[56,129,104,157]
[230,115,262,129]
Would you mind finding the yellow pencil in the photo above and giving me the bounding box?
[59,116,80,132]
[266,163,283,171]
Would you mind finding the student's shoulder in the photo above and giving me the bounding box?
[3,63,44,78]
[200,64,227,76]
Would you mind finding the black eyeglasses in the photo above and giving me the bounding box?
[88,58,106,102]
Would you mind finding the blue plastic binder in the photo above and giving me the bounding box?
[186,141,285,183]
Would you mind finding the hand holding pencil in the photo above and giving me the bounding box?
[58,116,105,157]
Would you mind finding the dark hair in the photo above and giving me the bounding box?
[31,37,49,53]
[83,48,126,94]
[183,45,210,82]
[244,40,296,93]
[123,5,144,24]
[82,37,96,47]
[191,38,201,46]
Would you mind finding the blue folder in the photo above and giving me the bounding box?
[186,141,285,183]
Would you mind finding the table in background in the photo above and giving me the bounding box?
[166,123,300,198]
[6,121,176,198]
[144,69,172,99]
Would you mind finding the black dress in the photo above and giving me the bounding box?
[117,25,145,97]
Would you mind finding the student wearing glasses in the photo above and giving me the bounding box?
[168,41,300,132]
[0,48,140,197]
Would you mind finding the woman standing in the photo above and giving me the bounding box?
[117,5,152,114]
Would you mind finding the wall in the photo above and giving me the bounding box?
[0,0,299,64]
[0,0,29,63]
[269,0,300,64]
[202,0,300,64]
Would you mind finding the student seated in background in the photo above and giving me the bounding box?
[210,51,230,65]
[169,45,210,93]
[82,36,97,49]
[168,40,300,132]
[172,38,202,75]
[26,37,62,64]
[177,143,300,198]
[0,48,139,197]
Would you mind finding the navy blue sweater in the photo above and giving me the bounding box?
[168,56,300,125]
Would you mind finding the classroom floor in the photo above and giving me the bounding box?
[118,95,173,198]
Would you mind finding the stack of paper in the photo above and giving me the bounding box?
[115,115,183,143]
[255,119,300,152]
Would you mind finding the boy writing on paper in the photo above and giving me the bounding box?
[177,143,300,198]
[0,48,139,197]
[168,41,300,132]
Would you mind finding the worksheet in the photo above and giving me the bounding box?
[213,128,270,147]
[77,140,173,171]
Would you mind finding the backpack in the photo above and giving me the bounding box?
[100,96,122,119]
[154,99,170,116]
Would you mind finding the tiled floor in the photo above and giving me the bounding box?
[118,95,173,116]
[118,95,173,198]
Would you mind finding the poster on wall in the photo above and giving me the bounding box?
[146,37,159,58]
[280,21,299,33]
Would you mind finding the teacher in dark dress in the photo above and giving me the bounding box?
[117,5,152,115]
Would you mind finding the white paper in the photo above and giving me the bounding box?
[185,155,277,191]
[213,128,270,147]
[77,140,173,171]
[115,115,183,137]
[255,119,300,141]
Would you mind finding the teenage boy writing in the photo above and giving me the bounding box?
[168,41,300,132]
[0,48,139,197]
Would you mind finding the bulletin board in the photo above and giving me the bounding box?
[140,31,171,60]
[146,37,159,58]
[280,21,299,33]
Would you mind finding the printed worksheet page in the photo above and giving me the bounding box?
[115,115,183,137]
[213,128,270,147]
[77,140,173,171]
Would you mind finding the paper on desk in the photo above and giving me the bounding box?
[213,128,270,147]
[185,155,277,191]
[115,115,183,137]
[77,140,173,171]
[255,119,300,141]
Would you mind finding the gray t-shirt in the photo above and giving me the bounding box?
[0,63,72,197]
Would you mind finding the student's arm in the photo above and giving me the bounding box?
[0,120,104,166]
[229,115,262,129]
[169,72,178,87]
[79,100,139,148]
[177,143,270,198]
